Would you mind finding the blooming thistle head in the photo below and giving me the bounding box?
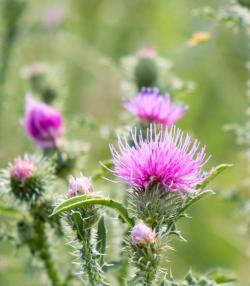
[22,92,63,148]
[124,88,187,127]
[10,158,36,184]
[131,222,156,246]
[109,125,208,197]
[0,155,55,202]
[68,175,93,197]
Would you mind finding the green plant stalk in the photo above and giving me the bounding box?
[0,0,25,88]
[128,244,160,286]
[75,225,104,286]
[32,215,63,286]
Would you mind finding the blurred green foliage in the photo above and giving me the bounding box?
[0,0,249,285]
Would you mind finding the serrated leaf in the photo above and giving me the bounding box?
[179,190,215,215]
[97,216,106,266]
[50,195,134,226]
[196,164,232,190]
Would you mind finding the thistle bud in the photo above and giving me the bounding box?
[67,174,98,229]
[131,222,156,246]
[21,63,57,104]
[10,158,36,184]
[68,175,93,197]
[134,57,158,89]
[6,155,54,202]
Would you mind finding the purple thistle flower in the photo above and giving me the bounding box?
[131,222,156,246]
[123,88,187,127]
[42,5,65,29]
[109,125,209,196]
[23,92,63,148]
[10,158,36,183]
[68,175,93,197]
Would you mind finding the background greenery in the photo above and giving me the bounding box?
[0,0,249,285]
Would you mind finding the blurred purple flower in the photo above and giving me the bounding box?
[68,175,93,197]
[10,157,36,183]
[131,222,156,246]
[23,92,63,148]
[42,4,65,29]
[138,46,157,58]
[109,125,209,196]
[123,88,187,127]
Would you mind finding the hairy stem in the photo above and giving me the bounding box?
[77,226,105,286]
[128,245,160,286]
[33,216,63,286]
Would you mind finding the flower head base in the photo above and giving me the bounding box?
[109,125,208,196]
[23,93,63,148]
[131,222,156,246]
[68,175,93,197]
[124,88,187,127]
[10,158,36,184]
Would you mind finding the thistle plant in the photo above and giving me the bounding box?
[53,174,107,286]
[51,124,230,285]
[0,155,65,286]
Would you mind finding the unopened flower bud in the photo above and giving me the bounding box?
[131,222,156,246]
[134,57,158,89]
[68,175,93,197]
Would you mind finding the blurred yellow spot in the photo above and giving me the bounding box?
[187,32,211,47]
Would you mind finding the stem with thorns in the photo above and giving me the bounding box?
[128,243,160,286]
[30,204,64,286]
[71,212,106,285]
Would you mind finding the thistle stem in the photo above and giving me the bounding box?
[77,228,104,286]
[128,245,159,286]
[33,216,63,286]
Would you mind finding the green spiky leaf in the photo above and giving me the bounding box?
[50,195,134,226]
[97,216,106,266]
[196,164,232,190]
